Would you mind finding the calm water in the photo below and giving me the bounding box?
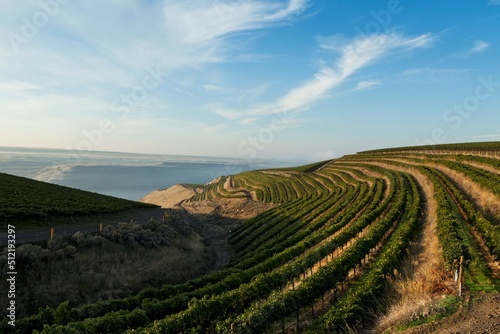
[0,147,302,200]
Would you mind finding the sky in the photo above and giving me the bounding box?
[1,0,499,161]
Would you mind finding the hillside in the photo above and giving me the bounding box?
[3,142,500,333]
[0,173,157,222]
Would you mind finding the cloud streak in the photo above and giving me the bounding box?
[469,40,490,53]
[163,0,310,45]
[216,32,436,120]
[354,80,381,91]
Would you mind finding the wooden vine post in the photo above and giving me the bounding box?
[458,256,463,296]
[50,227,54,239]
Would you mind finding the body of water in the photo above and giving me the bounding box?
[0,147,303,201]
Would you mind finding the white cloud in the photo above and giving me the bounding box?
[0,0,310,151]
[488,0,500,5]
[203,84,229,93]
[470,40,490,53]
[216,32,435,120]
[195,122,226,133]
[162,0,310,45]
[354,80,381,91]
[0,1,310,92]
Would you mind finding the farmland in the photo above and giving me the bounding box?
[2,142,500,333]
[0,173,157,223]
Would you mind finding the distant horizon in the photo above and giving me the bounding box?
[2,138,500,164]
[0,146,304,200]
[0,144,313,163]
[1,1,499,160]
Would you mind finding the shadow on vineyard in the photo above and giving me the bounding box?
[0,211,223,318]
[1,142,500,333]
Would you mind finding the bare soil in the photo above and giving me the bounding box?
[140,182,273,220]
[0,207,166,246]
[400,292,500,334]
[139,181,273,269]
[140,182,274,269]
[139,184,199,208]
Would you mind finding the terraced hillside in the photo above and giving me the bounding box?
[4,143,500,333]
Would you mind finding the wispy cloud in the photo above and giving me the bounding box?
[0,0,310,146]
[488,0,500,5]
[216,32,436,120]
[0,0,310,89]
[203,84,230,93]
[469,40,490,53]
[0,1,309,87]
[163,0,310,45]
[354,80,381,91]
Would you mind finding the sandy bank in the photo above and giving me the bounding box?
[140,181,273,220]
[140,184,198,208]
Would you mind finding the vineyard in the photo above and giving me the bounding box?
[0,173,157,222]
[2,142,500,333]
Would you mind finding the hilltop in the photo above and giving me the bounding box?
[0,172,157,223]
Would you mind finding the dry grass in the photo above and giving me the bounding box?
[1,230,214,318]
[429,163,500,223]
[346,161,453,333]
[381,158,500,223]
[368,157,500,332]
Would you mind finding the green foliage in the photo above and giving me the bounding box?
[0,173,156,221]
[359,140,500,154]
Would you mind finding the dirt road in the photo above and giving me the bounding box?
[0,208,166,246]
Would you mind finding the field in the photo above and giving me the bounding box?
[1,142,500,333]
[0,173,157,223]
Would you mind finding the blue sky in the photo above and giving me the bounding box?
[1,0,499,161]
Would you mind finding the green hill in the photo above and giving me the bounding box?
[359,140,500,154]
[0,173,157,221]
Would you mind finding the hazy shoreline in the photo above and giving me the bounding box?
[0,147,306,201]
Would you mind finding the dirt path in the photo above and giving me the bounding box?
[435,293,500,334]
[340,159,500,333]
[429,156,500,177]
[340,160,452,332]
[402,292,500,334]
[362,156,500,223]
[336,164,392,197]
